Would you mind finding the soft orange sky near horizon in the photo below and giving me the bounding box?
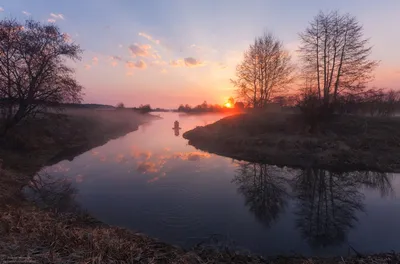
[1,0,400,108]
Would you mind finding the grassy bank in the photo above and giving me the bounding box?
[0,109,159,204]
[183,112,400,172]
[1,206,399,263]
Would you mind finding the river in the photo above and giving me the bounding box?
[26,112,400,257]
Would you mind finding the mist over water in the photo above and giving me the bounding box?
[35,112,400,257]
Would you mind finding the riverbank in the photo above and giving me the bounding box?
[1,110,399,263]
[183,112,400,172]
[0,109,159,204]
[1,207,399,264]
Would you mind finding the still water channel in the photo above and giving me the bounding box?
[27,112,400,257]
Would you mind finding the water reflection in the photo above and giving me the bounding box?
[173,127,180,136]
[173,120,181,137]
[233,162,290,227]
[38,113,400,256]
[24,173,80,213]
[292,169,365,248]
[234,162,394,248]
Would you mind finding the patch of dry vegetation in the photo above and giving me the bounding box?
[183,112,400,172]
[0,206,268,264]
[1,206,399,264]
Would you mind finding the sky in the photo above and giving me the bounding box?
[1,0,400,108]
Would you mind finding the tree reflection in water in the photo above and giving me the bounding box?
[233,162,394,248]
[233,162,290,227]
[291,169,366,248]
[24,172,80,213]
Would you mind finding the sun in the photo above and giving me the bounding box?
[224,102,233,108]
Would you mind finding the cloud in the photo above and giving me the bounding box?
[84,64,91,70]
[150,60,167,68]
[135,60,147,69]
[47,19,56,23]
[125,60,147,69]
[109,56,123,67]
[161,69,167,74]
[139,32,160,45]
[22,11,31,16]
[62,33,71,42]
[170,57,205,68]
[152,52,161,59]
[169,59,184,67]
[184,57,204,67]
[118,44,123,48]
[0,7,4,12]
[50,13,65,20]
[173,152,211,161]
[129,43,152,57]
[92,57,99,65]
[137,161,159,174]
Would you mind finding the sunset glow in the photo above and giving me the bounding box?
[224,102,233,108]
[1,1,399,108]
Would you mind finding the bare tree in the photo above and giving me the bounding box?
[116,102,125,109]
[0,18,83,133]
[298,11,378,112]
[232,33,295,108]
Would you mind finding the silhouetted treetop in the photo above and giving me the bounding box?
[0,18,83,132]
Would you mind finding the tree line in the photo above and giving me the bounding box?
[177,99,244,113]
[232,10,399,129]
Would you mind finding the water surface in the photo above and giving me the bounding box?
[28,112,400,257]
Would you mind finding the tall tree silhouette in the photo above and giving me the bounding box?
[0,19,83,132]
[233,162,290,227]
[298,11,378,109]
[232,32,295,108]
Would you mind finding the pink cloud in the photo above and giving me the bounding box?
[50,13,64,20]
[184,57,204,67]
[109,56,122,67]
[135,60,147,69]
[22,11,31,16]
[84,64,91,70]
[169,59,184,67]
[138,32,160,45]
[170,57,205,68]
[129,43,152,57]
[0,7,4,12]
[47,19,56,23]
[92,57,99,65]
[125,60,147,69]
[152,52,162,59]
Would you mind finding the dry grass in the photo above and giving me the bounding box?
[1,206,398,264]
[0,206,268,264]
[183,113,400,172]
